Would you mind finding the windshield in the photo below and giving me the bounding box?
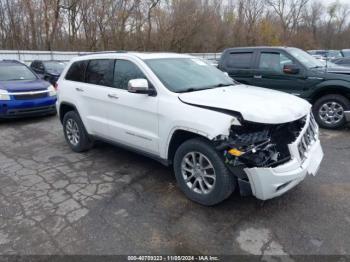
[288,48,324,68]
[328,51,343,58]
[319,60,341,68]
[342,50,350,57]
[43,61,66,73]
[145,58,234,93]
[0,64,37,81]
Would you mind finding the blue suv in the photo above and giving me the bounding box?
[0,60,57,118]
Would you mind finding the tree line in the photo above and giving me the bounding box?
[0,0,349,52]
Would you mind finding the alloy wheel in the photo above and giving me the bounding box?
[319,101,344,125]
[181,152,216,195]
[65,118,80,146]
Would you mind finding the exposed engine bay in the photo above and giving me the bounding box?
[215,116,307,169]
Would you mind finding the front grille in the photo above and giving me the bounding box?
[13,92,48,100]
[297,114,318,160]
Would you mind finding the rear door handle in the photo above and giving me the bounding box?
[108,94,119,99]
[253,75,262,79]
[75,87,84,92]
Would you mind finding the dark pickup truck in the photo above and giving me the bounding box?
[218,46,350,129]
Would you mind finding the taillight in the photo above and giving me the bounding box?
[54,83,58,90]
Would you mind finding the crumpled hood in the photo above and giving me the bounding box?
[0,79,49,92]
[179,85,311,124]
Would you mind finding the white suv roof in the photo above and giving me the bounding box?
[73,52,192,62]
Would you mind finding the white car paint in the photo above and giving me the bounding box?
[179,85,311,124]
[57,52,323,201]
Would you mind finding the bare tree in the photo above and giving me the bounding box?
[266,0,309,43]
[0,0,349,52]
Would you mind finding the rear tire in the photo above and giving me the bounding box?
[313,94,350,129]
[173,138,235,206]
[62,111,93,152]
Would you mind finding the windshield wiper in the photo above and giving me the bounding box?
[309,66,325,69]
[178,83,233,93]
[178,88,198,93]
[213,83,233,87]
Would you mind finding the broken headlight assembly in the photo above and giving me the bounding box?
[216,117,306,168]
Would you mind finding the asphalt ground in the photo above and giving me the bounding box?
[0,116,349,258]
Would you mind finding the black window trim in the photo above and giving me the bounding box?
[83,59,115,87]
[112,59,157,95]
[225,51,254,69]
[65,60,89,83]
[257,50,305,73]
[64,58,157,96]
[113,59,148,91]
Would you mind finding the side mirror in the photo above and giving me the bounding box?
[128,79,150,94]
[283,64,300,74]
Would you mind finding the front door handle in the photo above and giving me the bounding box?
[253,75,262,79]
[75,87,84,92]
[108,94,119,99]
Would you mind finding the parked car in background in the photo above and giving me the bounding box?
[218,47,350,129]
[56,52,323,205]
[30,60,66,85]
[0,60,57,118]
[341,49,350,57]
[307,50,343,60]
[331,57,350,68]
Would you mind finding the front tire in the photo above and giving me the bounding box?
[63,111,93,152]
[313,94,350,129]
[173,138,235,206]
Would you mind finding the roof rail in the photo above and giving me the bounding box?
[78,51,127,56]
[1,59,24,64]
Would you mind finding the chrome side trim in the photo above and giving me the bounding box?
[7,90,49,96]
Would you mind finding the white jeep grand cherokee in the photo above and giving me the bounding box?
[56,52,324,206]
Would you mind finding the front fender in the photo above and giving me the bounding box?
[310,81,350,100]
[316,80,350,89]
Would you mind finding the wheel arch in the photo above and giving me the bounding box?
[59,102,78,123]
[166,129,212,164]
[311,85,350,104]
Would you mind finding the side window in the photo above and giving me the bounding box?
[65,60,88,82]
[225,52,253,69]
[113,60,146,90]
[259,53,293,73]
[38,62,44,71]
[85,59,114,86]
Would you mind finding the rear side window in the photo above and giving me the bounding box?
[225,52,253,69]
[65,61,88,82]
[113,60,146,90]
[85,59,114,86]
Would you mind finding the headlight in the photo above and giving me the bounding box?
[0,89,10,100]
[47,85,56,97]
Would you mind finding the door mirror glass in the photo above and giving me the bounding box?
[283,64,300,74]
[128,79,149,94]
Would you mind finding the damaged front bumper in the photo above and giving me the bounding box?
[245,139,323,200]
[220,113,324,200]
[244,113,323,200]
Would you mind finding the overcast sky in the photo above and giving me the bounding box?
[319,0,349,5]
